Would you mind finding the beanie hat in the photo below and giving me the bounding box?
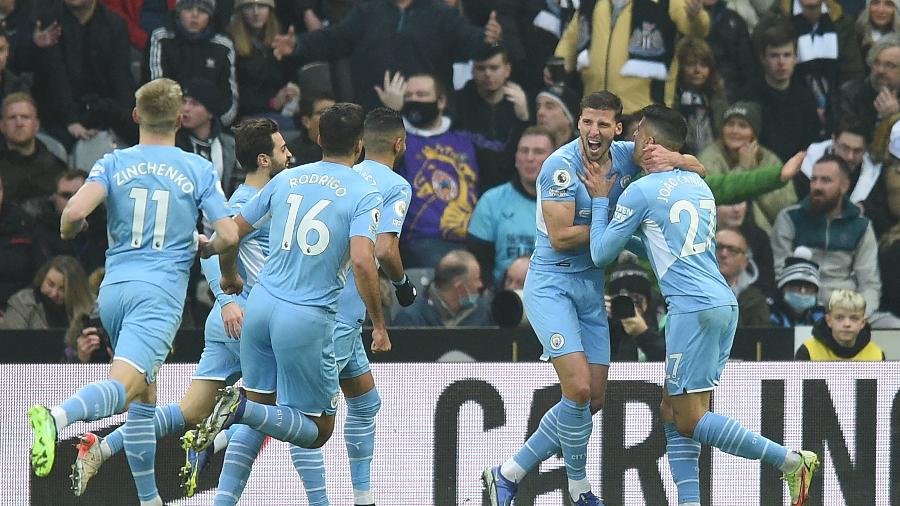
[234,0,275,8]
[776,246,821,289]
[182,78,229,118]
[537,83,580,127]
[607,261,653,301]
[722,101,763,137]
[176,0,216,15]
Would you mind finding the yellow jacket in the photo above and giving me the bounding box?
[555,0,710,114]
[801,337,885,361]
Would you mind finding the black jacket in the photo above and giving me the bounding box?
[737,78,824,163]
[705,1,755,100]
[795,317,883,360]
[833,78,882,138]
[0,202,36,308]
[235,39,291,119]
[293,0,494,110]
[0,141,67,205]
[33,200,107,277]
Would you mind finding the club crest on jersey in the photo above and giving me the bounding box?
[552,169,572,188]
[619,174,632,188]
[394,200,407,217]
[550,333,565,350]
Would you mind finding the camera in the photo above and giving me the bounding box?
[609,294,637,319]
[546,56,567,85]
[81,314,112,363]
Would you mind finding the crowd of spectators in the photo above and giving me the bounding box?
[0,0,897,363]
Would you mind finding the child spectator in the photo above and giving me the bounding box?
[795,289,885,360]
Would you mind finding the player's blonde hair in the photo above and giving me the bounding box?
[135,78,183,134]
[827,289,866,315]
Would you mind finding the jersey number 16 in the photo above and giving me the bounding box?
[281,194,333,256]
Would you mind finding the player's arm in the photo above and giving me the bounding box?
[60,181,106,240]
[543,200,591,250]
[200,254,243,338]
[351,193,390,351]
[375,185,416,306]
[578,166,644,267]
[641,144,707,178]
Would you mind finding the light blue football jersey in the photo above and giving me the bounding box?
[335,159,412,328]
[468,181,536,284]
[239,161,383,311]
[531,139,641,273]
[591,169,737,314]
[87,145,229,300]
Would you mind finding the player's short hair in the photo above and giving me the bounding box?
[813,153,852,180]
[363,107,405,154]
[1,92,37,118]
[519,126,555,148]
[433,250,478,289]
[135,78,183,135]
[639,104,687,151]
[833,115,871,144]
[579,91,623,122]
[318,103,365,157]
[753,19,796,58]
[233,118,279,172]
[827,289,866,315]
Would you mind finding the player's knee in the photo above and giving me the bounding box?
[566,384,592,404]
[309,416,336,448]
[589,397,604,414]
[348,389,381,418]
[659,399,674,422]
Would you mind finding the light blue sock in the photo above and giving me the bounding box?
[510,403,561,476]
[664,422,701,504]
[105,403,185,457]
[242,401,319,447]
[345,388,380,503]
[124,402,159,503]
[59,380,126,423]
[692,412,789,469]
[214,425,265,506]
[290,446,329,506]
[556,396,592,482]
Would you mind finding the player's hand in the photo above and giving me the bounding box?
[371,327,392,353]
[578,140,618,198]
[393,275,417,307]
[484,11,502,45]
[374,71,407,111]
[221,273,244,295]
[503,82,529,121]
[737,140,759,168]
[197,234,215,259]
[874,86,900,118]
[780,151,806,183]
[76,329,101,363]
[33,20,61,48]
[221,302,244,339]
[272,25,297,61]
[642,144,683,173]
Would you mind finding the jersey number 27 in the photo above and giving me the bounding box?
[669,199,716,257]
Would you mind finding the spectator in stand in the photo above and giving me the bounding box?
[286,90,335,165]
[767,0,865,130]
[501,255,529,291]
[866,112,900,238]
[0,254,91,329]
[552,0,711,113]
[1,0,46,74]
[833,34,900,138]
[716,228,771,325]
[454,47,529,191]
[795,289,885,360]
[175,79,241,195]
[271,0,502,111]
[769,246,826,326]
[380,73,480,268]
[606,260,666,361]
[0,93,67,208]
[32,0,137,148]
[228,0,299,128]
[0,171,36,309]
[856,0,900,68]
[393,249,492,326]
[873,118,900,316]
[698,101,797,232]
[536,83,578,148]
[510,0,567,98]
[771,154,888,323]
[717,200,776,295]
[33,170,107,275]
[675,37,728,155]
[467,126,552,287]
[0,27,32,104]
[722,0,776,31]
[62,266,111,363]
[738,19,822,163]
[703,0,756,98]
[147,0,238,126]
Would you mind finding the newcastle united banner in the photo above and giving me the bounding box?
[5,362,897,505]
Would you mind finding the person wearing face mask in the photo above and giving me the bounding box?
[393,249,492,327]
[795,289,884,360]
[1,254,92,329]
[769,246,826,326]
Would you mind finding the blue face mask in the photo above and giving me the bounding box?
[784,291,817,313]
[459,290,480,310]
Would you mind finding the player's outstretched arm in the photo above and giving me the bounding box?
[351,236,391,352]
[641,145,707,177]
[60,181,106,240]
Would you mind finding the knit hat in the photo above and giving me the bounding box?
[722,101,763,137]
[607,261,653,301]
[234,0,275,8]
[182,78,229,118]
[176,0,216,15]
[537,84,580,127]
[776,246,821,290]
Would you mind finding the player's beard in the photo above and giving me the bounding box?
[582,136,609,163]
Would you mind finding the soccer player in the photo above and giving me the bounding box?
[483,91,706,506]
[583,104,820,506]
[292,107,416,506]
[194,103,389,506]
[67,118,292,498]
[27,78,239,506]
